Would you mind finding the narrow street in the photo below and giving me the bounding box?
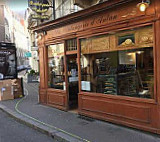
[0,72,160,142]
[0,110,54,142]
[0,0,160,141]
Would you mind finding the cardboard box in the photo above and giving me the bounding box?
[11,78,23,99]
[0,79,23,100]
[0,86,14,101]
[14,91,23,99]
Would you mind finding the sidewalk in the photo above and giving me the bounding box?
[0,82,160,142]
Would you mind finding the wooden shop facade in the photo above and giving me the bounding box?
[33,0,160,133]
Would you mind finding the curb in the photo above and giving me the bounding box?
[0,104,83,142]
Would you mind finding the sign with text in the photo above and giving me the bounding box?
[28,0,51,20]
[47,1,153,38]
[29,0,51,13]
[31,14,50,20]
[24,52,32,57]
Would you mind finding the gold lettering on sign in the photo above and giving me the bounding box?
[29,1,51,7]
[48,14,118,38]
[47,1,155,39]
[67,14,117,32]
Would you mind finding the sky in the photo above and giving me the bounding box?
[6,0,28,12]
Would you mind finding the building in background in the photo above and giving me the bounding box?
[12,13,29,67]
[0,2,30,68]
[0,4,13,43]
[25,7,39,72]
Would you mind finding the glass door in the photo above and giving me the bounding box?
[67,54,79,109]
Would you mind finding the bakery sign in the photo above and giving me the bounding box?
[29,0,51,13]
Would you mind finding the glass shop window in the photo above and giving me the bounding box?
[80,26,154,99]
[66,38,77,51]
[48,43,65,90]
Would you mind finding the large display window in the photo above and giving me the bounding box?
[80,25,154,99]
[48,43,65,90]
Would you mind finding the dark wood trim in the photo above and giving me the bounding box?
[66,50,77,55]
[64,40,69,110]
[153,22,158,102]
[44,41,48,89]
[76,15,157,39]
[155,20,160,104]
[78,111,158,134]
[39,88,47,104]
[79,92,157,104]
[45,39,65,46]
[45,33,77,46]
[47,88,66,93]
[77,38,81,94]
[155,0,160,18]
[78,93,159,133]
[47,89,67,110]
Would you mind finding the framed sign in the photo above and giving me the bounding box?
[0,43,17,80]
[28,0,52,20]
[28,0,51,13]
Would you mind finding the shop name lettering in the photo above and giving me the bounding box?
[29,0,51,13]
[67,14,117,31]
[29,1,51,7]
[31,14,50,20]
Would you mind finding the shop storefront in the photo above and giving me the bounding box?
[34,0,160,133]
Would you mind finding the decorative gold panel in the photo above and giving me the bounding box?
[90,36,110,53]
[81,35,110,54]
[81,26,153,54]
[136,27,153,47]
[81,39,91,54]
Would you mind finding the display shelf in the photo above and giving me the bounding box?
[118,72,138,96]
[97,74,117,95]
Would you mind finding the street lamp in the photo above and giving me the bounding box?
[137,0,150,12]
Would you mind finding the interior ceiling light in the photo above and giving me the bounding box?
[137,0,150,12]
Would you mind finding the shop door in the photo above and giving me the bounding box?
[67,54,79,109]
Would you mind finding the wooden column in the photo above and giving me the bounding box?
[38,35,47,104]
[154,18,160,133]
[64,40,69,110]
[77,38,82,111]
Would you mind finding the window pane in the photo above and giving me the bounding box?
[48,44,65,90]
[81,26,154,99]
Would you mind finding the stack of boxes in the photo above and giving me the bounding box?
[0,79,23,101]
[11,79,23,99]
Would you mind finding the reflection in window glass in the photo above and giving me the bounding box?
[81,48,154,98]
[81,27,154,99]
[48,44,65,90]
